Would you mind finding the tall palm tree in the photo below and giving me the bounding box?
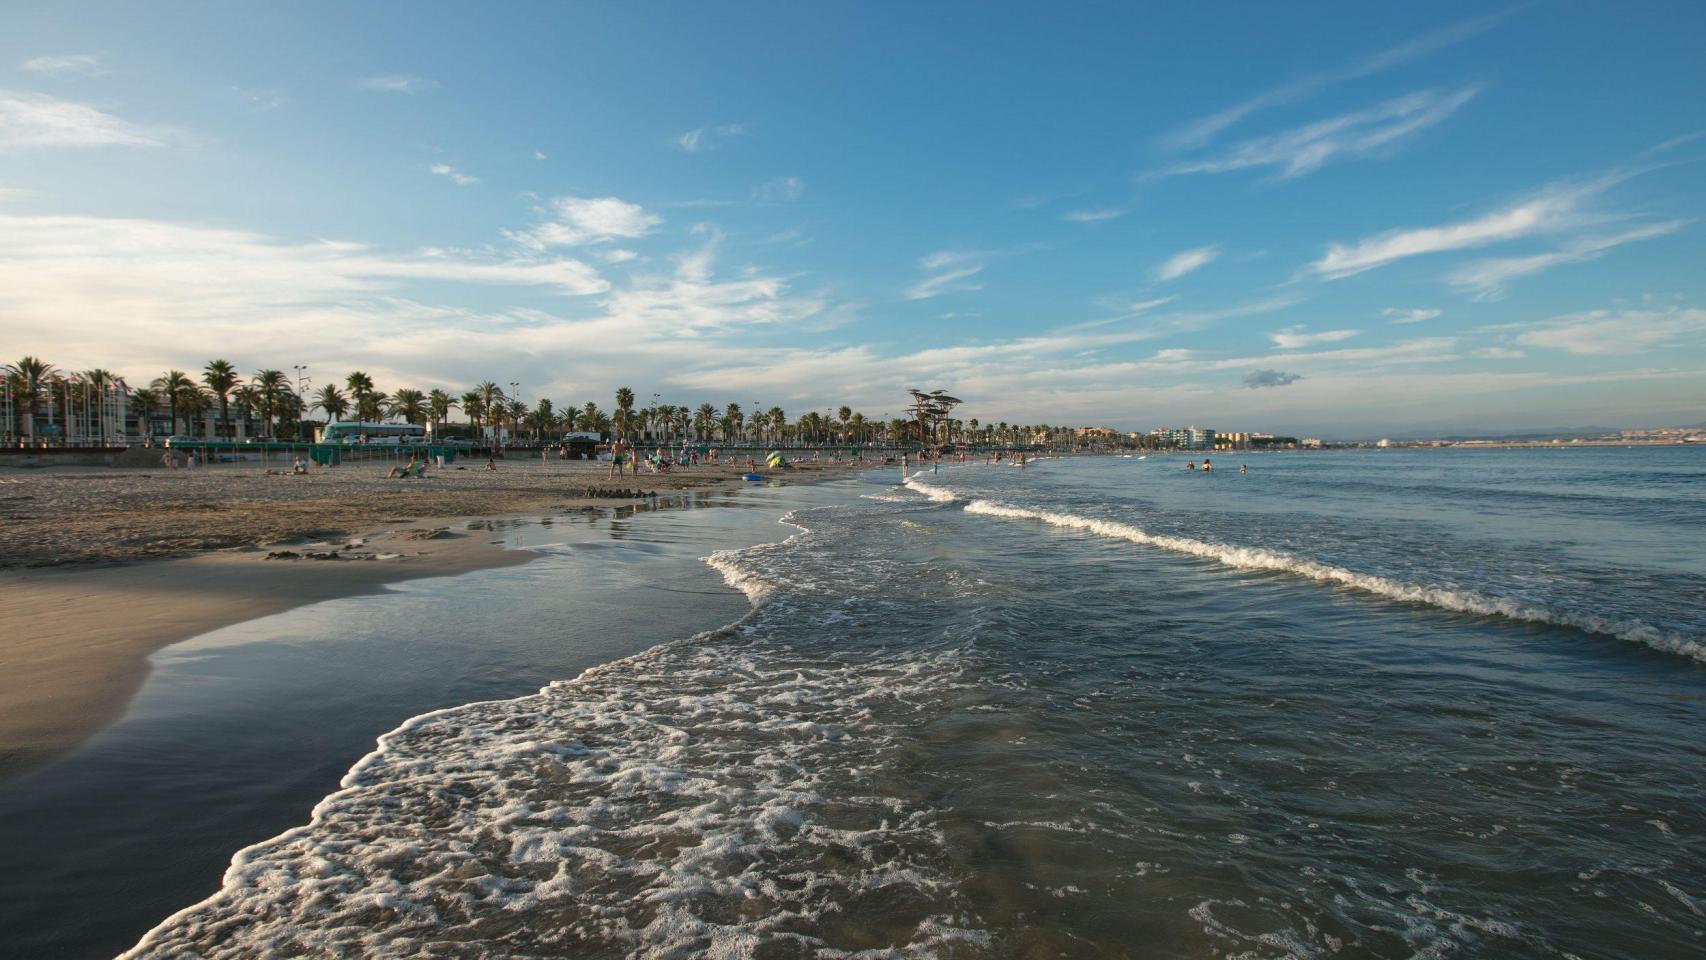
[202,360,239,440]
[613,387,636,442]
[722,402,743,443]
[694,403,716,441]
[3,357,55,444]
[426,389,456,436]
[474,381,504,441]
[151,370,194,436]
[345,372,375,421]
[314,384,349,423]
[231,384,262,436]
[389,388,427,425]
[580,401,602,437]
[459,391,484,436]
[127,386,160,439]
[252,369,291,438]
[80,368,118,444]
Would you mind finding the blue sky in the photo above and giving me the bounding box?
[2,1,1703,436]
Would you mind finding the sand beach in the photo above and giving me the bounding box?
[0,455,867,776]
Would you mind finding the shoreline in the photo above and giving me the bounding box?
[0,458,873,779]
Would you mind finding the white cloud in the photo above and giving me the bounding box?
[1162,8,1518,149]
[1307,176,1618,280]
[1153,245,1219,282]
[752,176,804,202]
[1473,347,1525,359]
[1511,306,1706,356]
[356,75,438,94]
[1062,207,1128,223]
[597,248,640,264]
[1268,326,1359,349]
[0,89,166,148]
[21,54,107,78]
[1445,220,1687,300]
[533,150,548,160]
[1155,85,1479,181]
[675,123,747,153]
[506,195,662,249]
[905,250,987,300]
[1384,307,1441,325]
[428,163,478,186]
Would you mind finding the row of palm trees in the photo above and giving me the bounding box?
[8,354,1089,449]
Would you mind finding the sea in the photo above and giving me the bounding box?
[7,447,1705,958]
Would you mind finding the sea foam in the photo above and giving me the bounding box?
[948,495,1704,664]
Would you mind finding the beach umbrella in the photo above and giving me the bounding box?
[766,450,786,467]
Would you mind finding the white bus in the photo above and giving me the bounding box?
[319,421,427,444]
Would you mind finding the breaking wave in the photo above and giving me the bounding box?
[121,508,992,959]
[954,496,1705,664]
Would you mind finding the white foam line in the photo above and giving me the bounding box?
[962,498,1706,665]
[119,510,821,959]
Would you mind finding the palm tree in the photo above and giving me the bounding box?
[505,399,527,441]
[531,399,555,442]
[345,372,375,422]
[80,368,118,444]
[252,369,291,438]
[694,403,717,441]
[722,402,743,443]
[427,389,456,436]
[151,370,194,436]
[127,386,160,439]
[848,412,867,444]
[613,387,636,442]
[580,401,603,437]
[314,384,350,423]
[389,388,427,425]
[203,360,239,440]
[4,357,55,444]
[474,381,505,442]
[231,384,262,435]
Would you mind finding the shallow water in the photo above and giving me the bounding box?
[12,449,1706,958]
[0,488,827,959]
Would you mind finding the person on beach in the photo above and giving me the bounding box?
[1202,458,1212,472]
[292,456,308,475]
[484,456,497,472]
[387,455,419,479]
[607,443,625,479]
[1186,461,1195,470]
[1240,464,1247,474]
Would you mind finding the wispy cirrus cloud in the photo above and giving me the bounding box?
[752,176,805,202]
[905,250,988,301]
[675,123,747,153]
[1306,174,1621,280]
[1506,306,1706,356]
[1152,85,1480,181]
[1384,307,1441,325]
[1162,7,1519,149]
[1268,326,1358,349]
[355,75,438,94]
[1445,220,1686,300]
[428,163,478,186]
[505,195,662,249]
[0,89,167,148]
[1062,207,1129,223]
[21,54,107,78]
[1153,245,1219,282]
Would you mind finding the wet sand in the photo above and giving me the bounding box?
[0,455,871,777]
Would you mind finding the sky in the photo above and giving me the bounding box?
[2,0,1704,437]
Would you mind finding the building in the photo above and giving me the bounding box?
[1151,425,1217,449]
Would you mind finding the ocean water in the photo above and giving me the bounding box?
[116,448,1705,957]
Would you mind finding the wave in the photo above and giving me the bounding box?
[957,498,1705,665]
[120,509,986,959]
